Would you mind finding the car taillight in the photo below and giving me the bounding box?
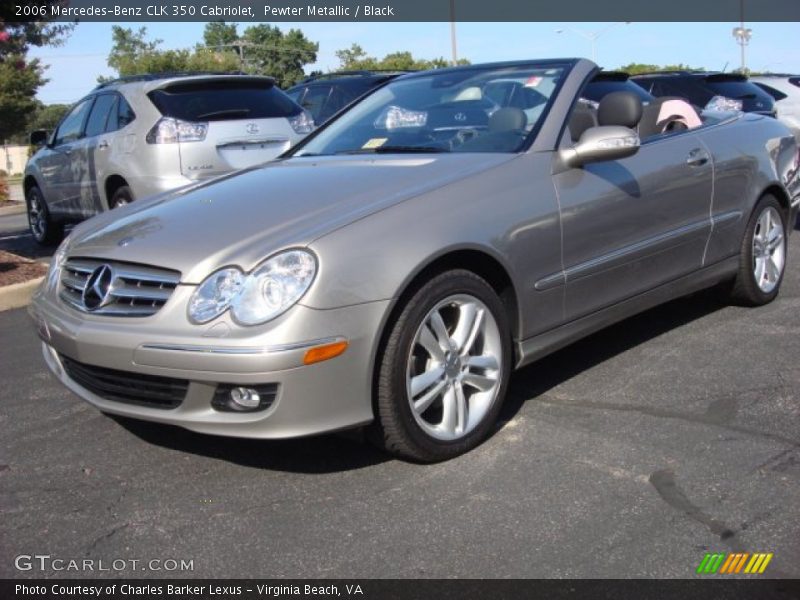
[288,110,314,135]
[704,96,743,112]
[146,117,208,144]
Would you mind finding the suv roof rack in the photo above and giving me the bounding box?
[93,71,249,90]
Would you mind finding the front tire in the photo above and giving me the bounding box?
[371,270,512,462]
[26,184,64,246]
[729,195,787,306]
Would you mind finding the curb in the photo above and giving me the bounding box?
[0,277,44,312]
[0,202,25,217]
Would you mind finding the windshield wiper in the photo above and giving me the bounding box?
[336,145,449,155]
[195,109,251,120]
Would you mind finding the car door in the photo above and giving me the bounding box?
[36,98,93,215]
[553,130,714,322]
[76,93,118,215]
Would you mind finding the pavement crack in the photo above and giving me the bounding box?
[536,394,799,448]
[84,522,129,556]
[648,468,742,549]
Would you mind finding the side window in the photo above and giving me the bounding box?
[299,85,332,123]
[53,99,93,146]
[84,94,117,138]
[117,96,136,129]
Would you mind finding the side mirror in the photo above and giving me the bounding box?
[30,130,49,147]
[561,125,640,168]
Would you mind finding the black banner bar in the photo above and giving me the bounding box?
[4,579,800,600]
[6,0,800,23]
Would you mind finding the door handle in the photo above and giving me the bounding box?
[686,148,710,167]
[98,140,109,149]
[63,148,72,156]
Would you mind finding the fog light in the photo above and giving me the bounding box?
[230,387,261,409]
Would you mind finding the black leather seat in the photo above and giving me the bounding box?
[597,91,643,128]
[489,107,527,132]
[568,105,597,141]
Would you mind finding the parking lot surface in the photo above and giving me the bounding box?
[1,220,799,579]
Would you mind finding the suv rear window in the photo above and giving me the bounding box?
[583,79,654,103]
[148,80,303,122]
[705,79,770,100]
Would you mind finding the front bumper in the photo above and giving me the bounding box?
[30,285,390,439]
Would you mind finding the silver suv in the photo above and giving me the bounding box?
[24,73,314,245]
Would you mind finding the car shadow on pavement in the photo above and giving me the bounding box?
[111,417,390,474]
[498,288,728,426]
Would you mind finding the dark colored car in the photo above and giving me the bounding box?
[582,71,655,104]
[286,70,409,126]
[631,71,776,116]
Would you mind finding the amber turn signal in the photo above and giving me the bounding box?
[303,340,349,365]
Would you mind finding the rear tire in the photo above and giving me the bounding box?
[729,194,787,306]
[370,270,512,462]
[109,185,133,209]
[26,184,64,246]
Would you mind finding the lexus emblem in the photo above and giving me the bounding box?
[82,265,115,311]
[246,122,260,134]
[454,112,467,122]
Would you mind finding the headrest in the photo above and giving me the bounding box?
[489,107,527,132]
[597,91,643,128]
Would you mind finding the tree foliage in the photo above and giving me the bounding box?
[104,26,239,80]
[105,24,318,88]
[335,43,469,71]
[236,24,318,87]
[0,2,73,142]
[616,63,704,75]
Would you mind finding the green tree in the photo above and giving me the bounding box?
[104,26,239,80]
[0,3,74,142]
[203,22,239,50]
[238,25,318,87]
[617,63,704,75]
[335,43,468,71]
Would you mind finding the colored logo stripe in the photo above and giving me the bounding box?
[697,552,773,574]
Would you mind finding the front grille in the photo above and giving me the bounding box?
[60,258,180,317]
[60,354,187,409]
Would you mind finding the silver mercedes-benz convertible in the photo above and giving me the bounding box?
[30,59,800,461]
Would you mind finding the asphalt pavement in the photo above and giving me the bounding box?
[1,217,799,579]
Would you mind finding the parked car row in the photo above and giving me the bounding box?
[24,66,794,248]
[28,57,800,461]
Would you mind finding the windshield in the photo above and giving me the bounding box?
[293,63,569,156]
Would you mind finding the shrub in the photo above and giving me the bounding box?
[0,173,9,202]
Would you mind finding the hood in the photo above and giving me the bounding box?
[65,153,517,283]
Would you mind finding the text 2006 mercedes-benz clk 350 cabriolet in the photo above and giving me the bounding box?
[30,59,800,461]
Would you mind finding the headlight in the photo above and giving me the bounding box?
[187,250,317,326]
[187,268,245,324]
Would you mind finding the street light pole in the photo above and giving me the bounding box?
[555,22,630,63]
[732,0,752,73]
[449,0,458,65]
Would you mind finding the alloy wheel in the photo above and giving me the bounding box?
[752,206,785,294]
[406,294,503,441]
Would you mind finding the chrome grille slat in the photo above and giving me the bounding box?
[59,258,181,317]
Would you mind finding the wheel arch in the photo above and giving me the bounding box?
[104,174,129,208]
[23,174,41,196]
[761,183,791,219]
[369,246,522,420]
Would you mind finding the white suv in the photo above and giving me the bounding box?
[24,73,314,245]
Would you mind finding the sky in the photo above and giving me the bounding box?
[29,21,800,105]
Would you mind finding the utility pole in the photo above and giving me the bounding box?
[449,0,458,65]
[732,0,752,73]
